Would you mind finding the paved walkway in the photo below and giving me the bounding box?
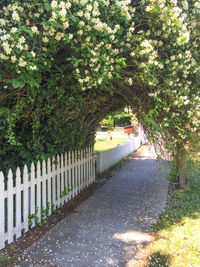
[20,146,168,267]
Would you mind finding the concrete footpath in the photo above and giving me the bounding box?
[20,145,168,267]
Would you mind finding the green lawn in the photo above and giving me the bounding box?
[94,138,129,152]
[145,159,200,266]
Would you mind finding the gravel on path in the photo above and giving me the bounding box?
[19,145,168,267]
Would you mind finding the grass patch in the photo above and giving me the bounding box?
[0,255,18,266]
[94,138,129,152]
[146,159,200,266]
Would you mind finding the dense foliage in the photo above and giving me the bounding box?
[101,110,132,128]
[0,0,200,183]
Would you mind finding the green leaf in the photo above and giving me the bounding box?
[0,107,9,116]
[12,79,25,88]
[49,21,60,28]
[44,3,51,11]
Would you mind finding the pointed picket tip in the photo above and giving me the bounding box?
[30,162,35,171]
[16,167,21,176]
[60,154,64,165]
[8,169,13,179]
[42,159,46,168]
[0,171,4,181]
[71,151,74,162]
[23,164,28,174]
[52,156,56,169]
[47,157,51,170]
[37,160,41,168]
[57,154,60,168]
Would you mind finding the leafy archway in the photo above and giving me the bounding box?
[0,0,199,187]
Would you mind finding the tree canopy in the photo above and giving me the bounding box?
[0,0,200,186]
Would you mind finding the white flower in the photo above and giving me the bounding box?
[42,37,49,43]
[12,11,19,21]
[0,54,9,60]
[77,30,83,35]
[31,26,39,34]
[51,0,57,9]
[30,65,37,70]
[59,1,65,8]
[80,0,89,5]
[146,6,152,12]
[65,2,71,9]
[194,2,200,8]
[146,30,151,36]
[79,21,85,26]
[85,12,90,20]
[108,72,112,79]
[0,19,6,26]
[16,43,24,51]
[128,78,133,85]
[31,51,36,57]
[98,78,103,84]
[11,27,17,34]
[77,11,83,17]
[11,56,17,63]
[19,36,25,44]
[60,8,66,18]
[86,4,93,12]
[64,22,69,29]
[68,34,73,40]
[19,57,27,67]
[55,33,63,41]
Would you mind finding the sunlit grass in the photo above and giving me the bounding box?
[146,160,200,266]
[94,138,129,152]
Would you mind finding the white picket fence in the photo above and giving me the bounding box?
[0,147,95,250]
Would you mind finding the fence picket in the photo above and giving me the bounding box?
[86,148,89,187]
[71,151,75,198]
[36,161,41,222]
[47,158,52,215]
[80,150,84,191]
[0,172,5,249]
[16,167,22,238]
[7,169,13,244]
[84,149,87,189]
[23,165,29,233]
[74,151,78,196]
[91,147,94,183]
[30,163,35,227]
[56,155,61,207]
[77,151,81,194]
[42,160,47,216]
[52,156,56,209]
[68,152,72,200]
[60,154,64,205]
[88,147,91,183]
[64,153,68,202]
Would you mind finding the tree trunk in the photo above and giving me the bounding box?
[176,146,187,188]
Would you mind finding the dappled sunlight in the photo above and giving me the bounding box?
[106,258,119,266]
[113,230,155,243]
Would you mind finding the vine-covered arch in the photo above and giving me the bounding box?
[0,0,200,187]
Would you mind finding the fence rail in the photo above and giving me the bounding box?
[0,147,95,250]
